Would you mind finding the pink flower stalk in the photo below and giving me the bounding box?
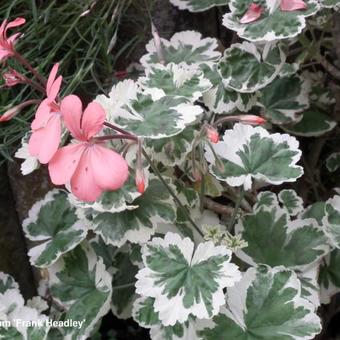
[3,68,25,87]
[205,125,219,143]
[48,95,129,202]
[0,99,39,122]
[28,63,63,164]
[240,3,263,24]
[135,139,146,194]
[0,18,25,62]
[281,0,307,11]
[237,115,266,125]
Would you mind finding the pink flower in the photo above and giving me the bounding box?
[48,95,129,202]
[240,3,263,24]
[3,68,25,87]
[0,18,25,62]
[281,0,307,11]
[28,63,63,164]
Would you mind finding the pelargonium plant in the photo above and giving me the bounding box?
[1,0,340,338]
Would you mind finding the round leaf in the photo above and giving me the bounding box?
[135,232,241,326]
[218,42,286,93]
[205,123,303,190]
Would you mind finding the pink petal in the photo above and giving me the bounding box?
[48,143,85,185]
[240,3,263,24]
[46,64,62,100]
[81,101,106,140]
[31,99,50,130]
[5,18,26,31]
[46,63,59,94]
[281,0,307,11]
[60,95,84,141]
[70,149,102,202]
[47,75,62,101]
[90,144,128,191]
[28,114,61,164]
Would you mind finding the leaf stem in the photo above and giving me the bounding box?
[13,50,47,86]
[95,134,138,142]
[142,149,204,237]
[104,121,133,135]
[228,186,245,231]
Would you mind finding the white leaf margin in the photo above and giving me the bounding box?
[222,0,320,42]
[322,195,340,249]
[219,42,286,93]
[139,63,212,102]
[196,265,322,340]
[135,232,241,326]
[140,31,221,69]
[205,123,303,190]
[169,0,228,12]
[48,243,112,340]
[235,204,330,270]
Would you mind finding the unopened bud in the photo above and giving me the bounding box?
[238,115,266,126]
[3,69,25,87]
[206,125,219,143]
[0,99,39,122]
[136,168,146,194]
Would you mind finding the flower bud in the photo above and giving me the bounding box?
[205,125,219,143]
[3,69,25,87]
[238,115,266,126]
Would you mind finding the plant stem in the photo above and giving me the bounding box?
[104,121,133,135]
[228,187,245,231]
[13,51,47,86]
[95,134,138,142]
[112,282,135,290]
[142,149,204,237]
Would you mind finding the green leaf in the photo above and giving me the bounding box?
[323,195,340,249]
[218,42,286,93]
[326,152,340,172]
[320,0,340,8]
[278,189,304,216]
[300,202,326,225]
[135,232,241,326]
[257,75,310,124]
[139,63,212,102]
[93,177,176,247]
[201,64,257,114]
[133,296,196,340]
[223,0,320,42]
[298,266,320,308]
[111,249,139,319]
[236,203,329,269]
[23,190,88,268]
[0,273,49,339]
[48,243,112,340]
[169,0,228,12]
[114,93,203,139]
[198,265,321,340]
[254,191,279,210]
[283,108,337,137]
[95,79,139,124]
[140,31,221,68]
[319,249,340,304]
[205,123,303,190]
[145,127,197,167]
[0,272,19,293]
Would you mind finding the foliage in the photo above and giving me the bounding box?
[1,0,340,339]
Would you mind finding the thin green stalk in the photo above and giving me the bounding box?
[142,149,204,237]
[228,187,245,231]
